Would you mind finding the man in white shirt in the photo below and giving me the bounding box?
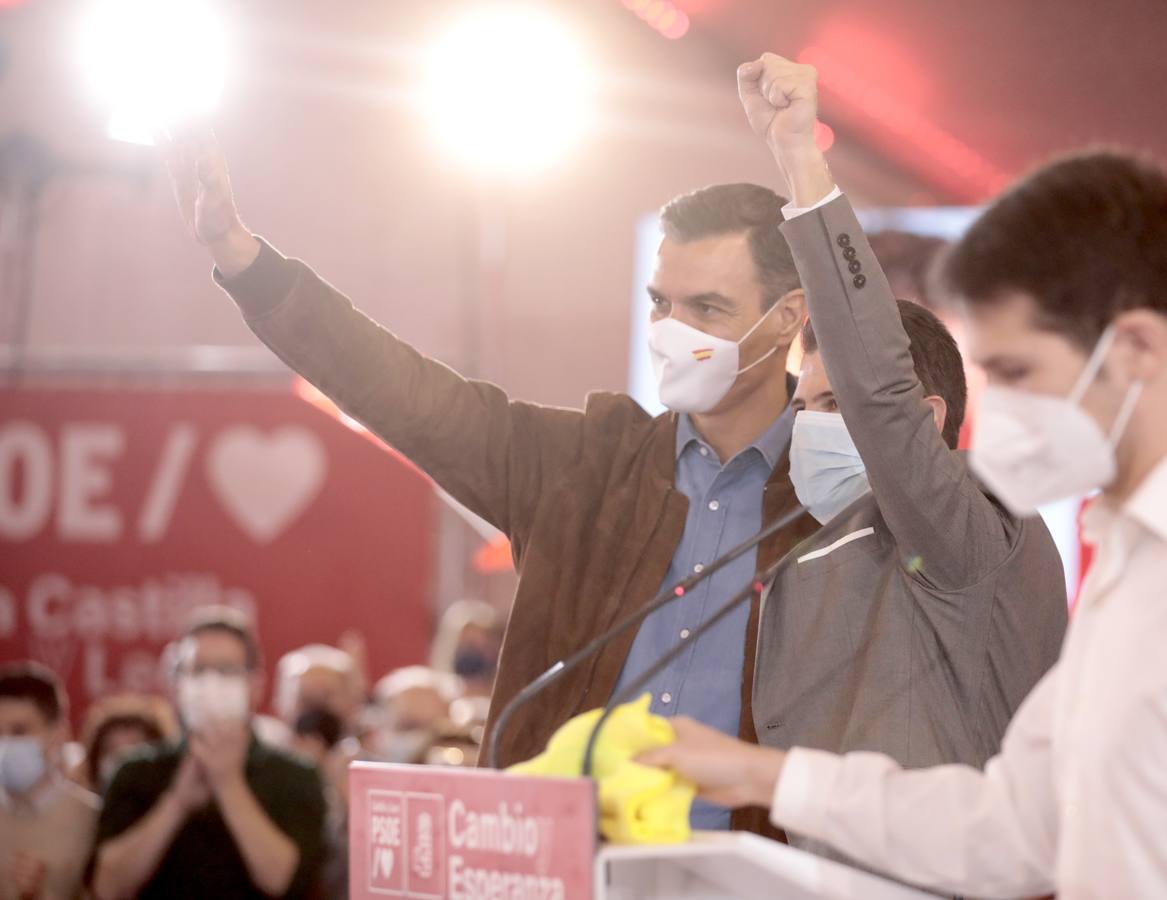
[640,52,1167,899]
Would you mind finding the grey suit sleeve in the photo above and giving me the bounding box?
[780,196,1010,590]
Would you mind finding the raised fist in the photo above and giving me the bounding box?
[736,53,819,152]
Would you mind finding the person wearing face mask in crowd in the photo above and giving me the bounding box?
[0,663,99,900]
[160,125,820,834]
[273,643,364,806]
[642,53,1167,899]
[371,666,461,765]
[430,600,504,700]
[91,608,326,900]
[274,644,364,737]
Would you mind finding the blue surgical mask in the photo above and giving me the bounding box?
[0,736,47,796]
[453,648,493,681]
[789,410,871,524]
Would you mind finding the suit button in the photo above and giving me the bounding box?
[836,233,851,247]
[853,274,867,288]
[842,246,857,260]
[848,259,862,274]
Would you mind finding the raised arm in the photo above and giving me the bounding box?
[737,55,1010,590]
[159,128,584,544]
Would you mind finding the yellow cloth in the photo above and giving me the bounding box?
[508,694,695,844]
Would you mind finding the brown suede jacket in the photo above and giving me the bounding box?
[216,241,819,831]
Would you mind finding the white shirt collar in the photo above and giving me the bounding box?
[1082,455,1167,544]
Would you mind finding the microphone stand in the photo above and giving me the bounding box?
[579,558,781,780]
[485,504,806,769]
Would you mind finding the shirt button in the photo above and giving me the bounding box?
[693,563,704,573]
[698,446,709,457]
[708,500,720,511]
[661,692,673,705]
[679,629,691,639]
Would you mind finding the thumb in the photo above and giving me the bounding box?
[737,59,763,82]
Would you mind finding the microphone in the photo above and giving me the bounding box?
[486,503,807,770]
[579,557,782,779]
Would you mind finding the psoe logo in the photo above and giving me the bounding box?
[367,790,404,893]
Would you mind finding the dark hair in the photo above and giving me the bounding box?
[944,150,1167,349]
[0,662,66,724]
[180,606,261,671]
[86,712,166,785]
[659,183,801,310]
[801,300,968,448]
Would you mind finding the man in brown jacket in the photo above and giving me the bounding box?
[163,134,817,830]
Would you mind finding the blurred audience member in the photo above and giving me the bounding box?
[77,695,175,793]
[430,600,503,698]
[0,662,98,900]
[289,708,343,767]
[275,644,363,736]
[290,708,349,900]
[92,608,326,899]
[275,644,364,826]
[372,666,460,764]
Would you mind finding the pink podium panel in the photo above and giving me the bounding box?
[349,762,597,900]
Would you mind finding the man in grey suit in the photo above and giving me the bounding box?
[729,59,1069,855]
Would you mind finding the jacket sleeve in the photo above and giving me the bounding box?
[215,240,585,545]
[780,196,1010,591]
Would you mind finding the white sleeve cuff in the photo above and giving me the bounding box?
[781,186,843,221]
[770,747,840,833]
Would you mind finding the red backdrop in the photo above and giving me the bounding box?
[0,381,436,729]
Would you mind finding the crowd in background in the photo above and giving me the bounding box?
[0,600,505,900]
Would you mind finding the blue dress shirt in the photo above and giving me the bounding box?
[611,407,794,829]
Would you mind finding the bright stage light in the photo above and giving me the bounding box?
[424,8,593,173]
[78,0,228,145]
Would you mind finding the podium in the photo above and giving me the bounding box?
[349,762,933,900]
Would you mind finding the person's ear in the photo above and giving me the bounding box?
[769,288,807,345]
[1112,309,1167,385]
[924,394,948,440]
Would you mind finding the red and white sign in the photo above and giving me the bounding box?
[349,763,596,900]
[0,382,436,727]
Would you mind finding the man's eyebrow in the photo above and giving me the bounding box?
[683,291,734,306]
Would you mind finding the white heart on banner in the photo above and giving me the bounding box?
[206,426,327,543]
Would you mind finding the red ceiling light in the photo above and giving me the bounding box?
[621,0,690,40]
[799,45,1010,201]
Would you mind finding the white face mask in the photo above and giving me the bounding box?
[789,411,871,524]
[0,736,47,796]
[648,305,779,414]
[971,326,1144,515]
[177,672,251,733]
